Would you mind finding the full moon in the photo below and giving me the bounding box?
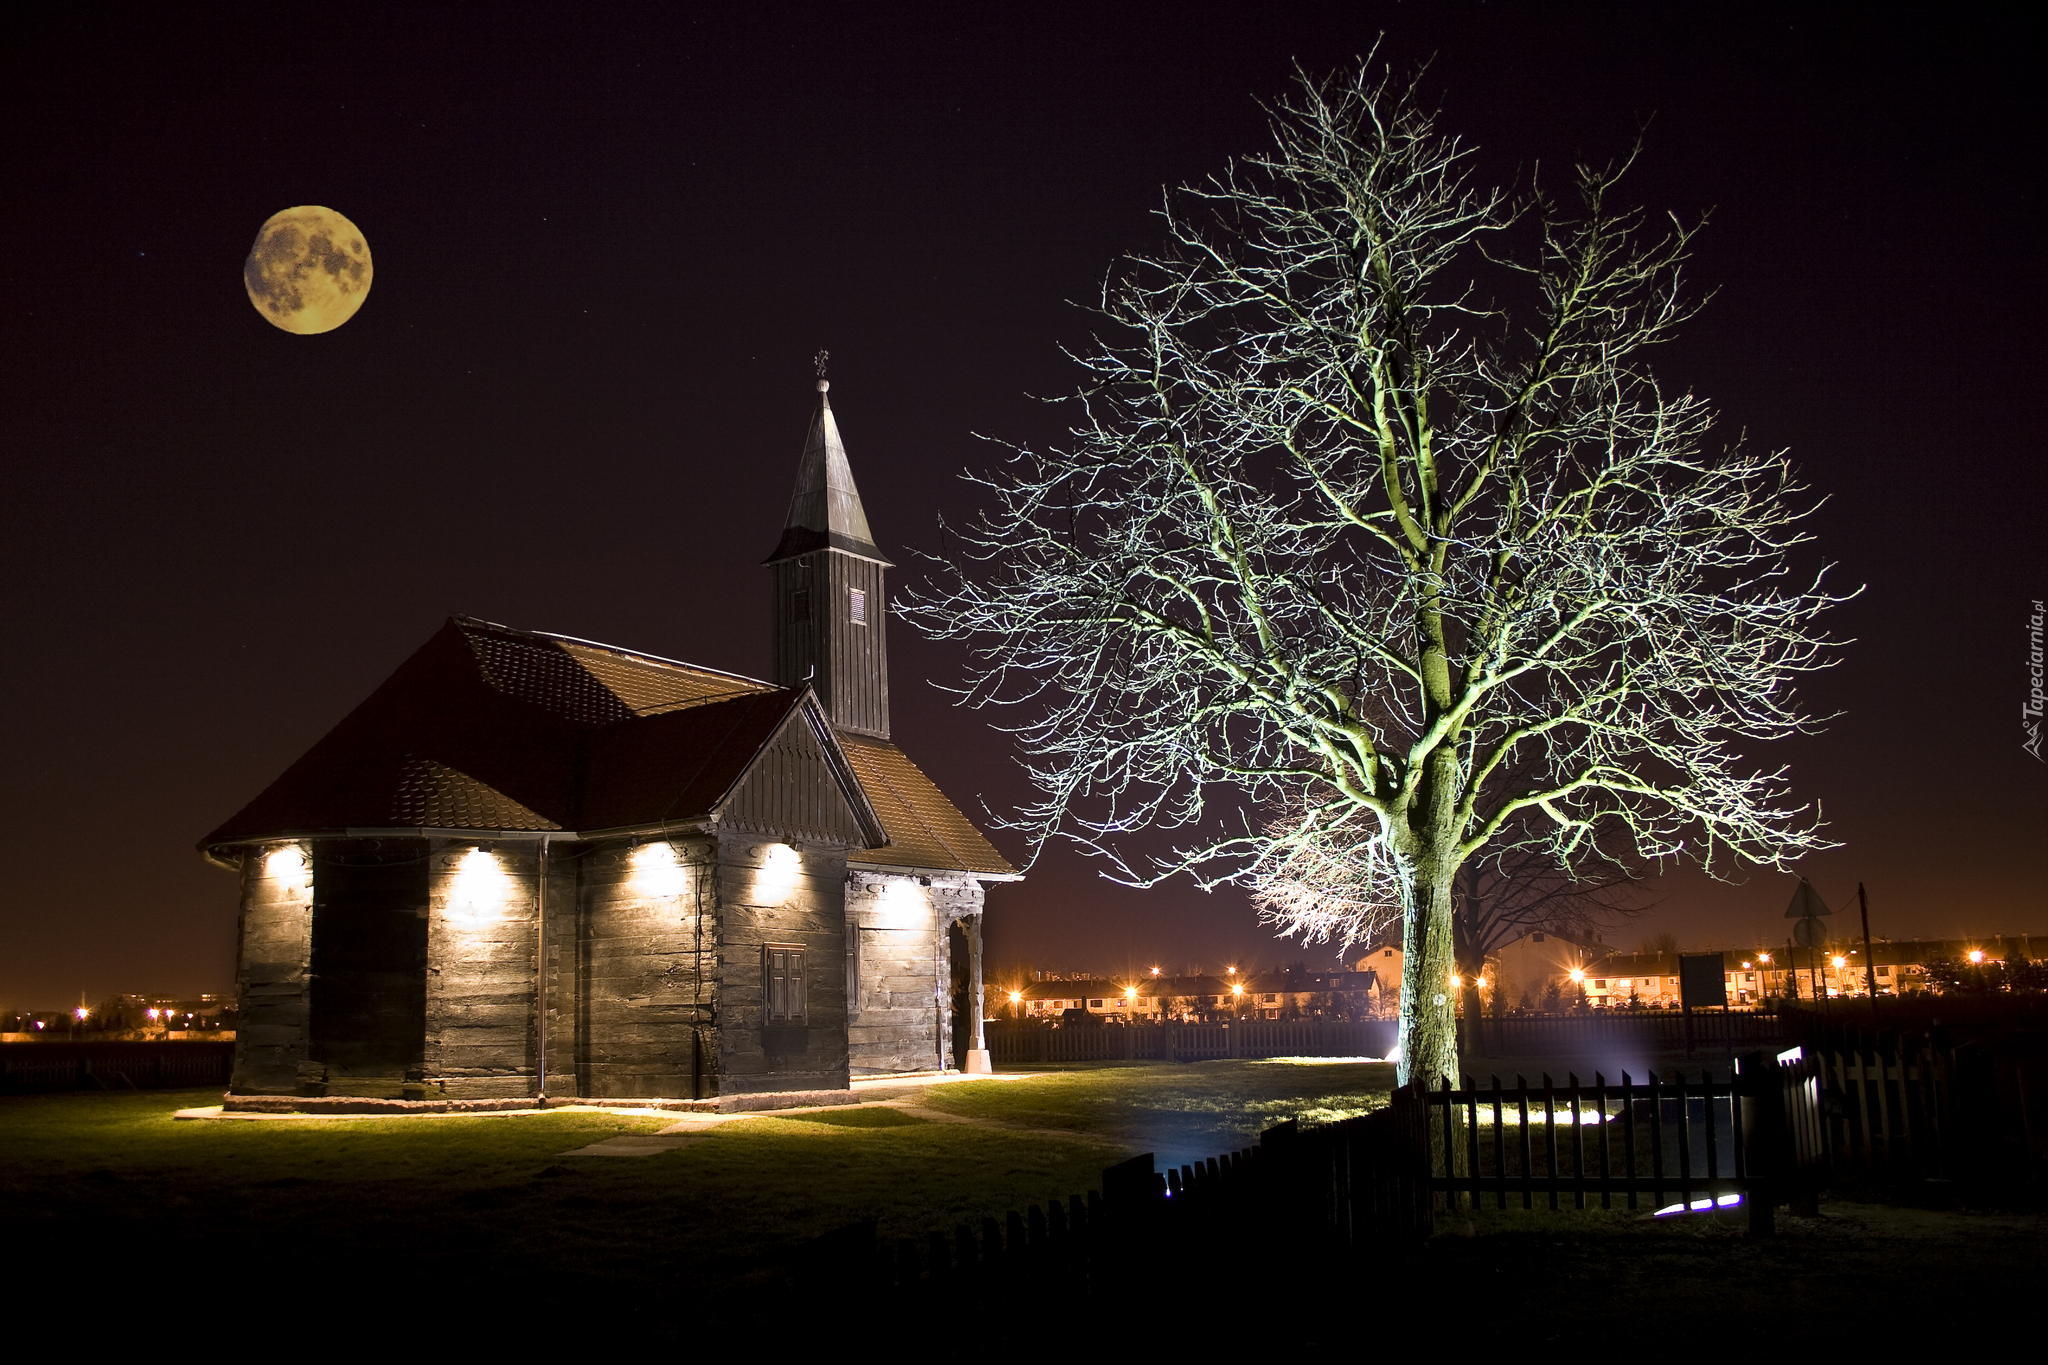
[243,205,373,334]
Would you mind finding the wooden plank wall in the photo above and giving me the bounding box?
[714,835,852,1094]
[424,840,540,1099]
[230,844,314,1094]
[569,837,717,1099]
[770,551,890,738]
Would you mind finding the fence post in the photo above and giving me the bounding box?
[1100,1152,1157,1212]
[796,1220,878,1305]
[1735,1050,1781,1236]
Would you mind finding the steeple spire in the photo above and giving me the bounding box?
[767,368,888,566]
[766,366,892,737]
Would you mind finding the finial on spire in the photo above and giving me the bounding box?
[813,349,830,393]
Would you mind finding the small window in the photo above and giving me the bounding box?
[792,588,811,622]
[1532,932,1546,942]
[849,587,867,624]
[764,945,808,1023]
[1089,998,1103,1008]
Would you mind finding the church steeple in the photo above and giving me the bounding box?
[766,375,887,564]
[766,367,892,737]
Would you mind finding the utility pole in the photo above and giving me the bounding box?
[1857,882,1879,1020]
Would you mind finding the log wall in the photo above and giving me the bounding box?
[714,836,851,1093]
[424,840,540,1098]
[230,843,314,1094]
[569,836,716,1100]
[846,872,984,1074]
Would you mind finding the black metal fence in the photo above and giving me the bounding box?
[0,1041,234,1093]
[1409,1057,1827,1234]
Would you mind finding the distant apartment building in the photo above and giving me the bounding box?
[1358,932,2044,1011]
[1008,968,1385,1022]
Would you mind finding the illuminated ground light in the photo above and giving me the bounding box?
[1653,1194,1743,1216]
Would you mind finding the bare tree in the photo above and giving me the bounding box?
[1249,798,1647,1020]
[909,60,1850,1085]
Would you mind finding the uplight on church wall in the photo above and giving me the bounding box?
[754,843,802,905]
[630,840,689,900]
[447,845,511,927]
[870,876,928,930]
[262,842,310,887]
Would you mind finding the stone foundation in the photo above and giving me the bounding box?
[219,1087,857,1115]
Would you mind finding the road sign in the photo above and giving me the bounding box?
[1785,878,1832,919]
[1785,879,1835,925]
[1679,952,1728,1009]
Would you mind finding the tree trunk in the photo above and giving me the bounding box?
[1396,862,1459,1088]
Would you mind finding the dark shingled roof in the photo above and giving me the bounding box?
[202,616,1015,877]
[840,734,1014,876]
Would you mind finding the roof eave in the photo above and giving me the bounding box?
[846,858,1023,882]
[199,819,715,867]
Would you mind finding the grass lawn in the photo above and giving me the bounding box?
[915,1057,1396,1166]
[0,1061,1395,1338]
[12,1064,2023,1345]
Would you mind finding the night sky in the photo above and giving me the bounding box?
[4,2,2040,1008]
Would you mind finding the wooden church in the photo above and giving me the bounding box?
[200,377,1017,1110]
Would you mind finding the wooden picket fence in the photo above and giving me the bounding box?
[987,1017,1395,1065]
[775,1037,2046,1305]
[790,1101,1431,1312]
